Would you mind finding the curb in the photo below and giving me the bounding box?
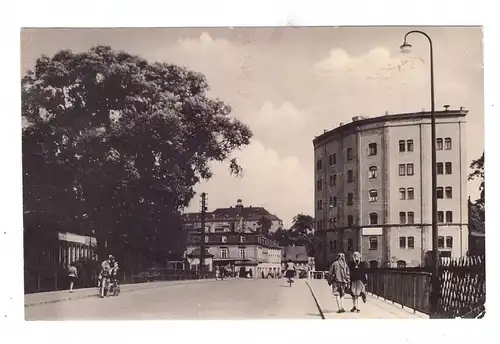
[304,280,325,320]
[25,278,218,308]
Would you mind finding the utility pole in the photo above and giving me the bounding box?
[199,192,207,277]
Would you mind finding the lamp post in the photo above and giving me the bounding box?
[400,30,439,317]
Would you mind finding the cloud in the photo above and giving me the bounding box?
[187,140,313,228]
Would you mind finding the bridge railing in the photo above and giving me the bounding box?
[366,269,431,314]
[365,255,486,318]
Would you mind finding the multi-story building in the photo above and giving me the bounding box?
[185,227,282,277]
[183,199,283,234]
[313,107,469,269]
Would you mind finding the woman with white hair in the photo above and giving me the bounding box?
[348,251,368,313]
[327,253,350,313]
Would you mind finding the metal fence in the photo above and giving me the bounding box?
[365,255,486,318]
[24,267,215,294]
[366,269,431,314]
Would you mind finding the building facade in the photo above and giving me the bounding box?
[185,228,282,277]
[58,232,97,267]
[183,199,283,234]
[313,108,469,269]
[281,245,314,275]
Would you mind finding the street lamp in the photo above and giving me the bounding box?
[400,30,439,318]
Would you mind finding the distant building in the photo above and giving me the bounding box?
[185,228,282,277]
[57,232,97,267]
[313,108,469,269]
[281,245,314,273]
[183,199,284,234]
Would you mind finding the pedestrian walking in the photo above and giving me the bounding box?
[327,253,350,313]
[348,251,367,313]
[68,263,78,293]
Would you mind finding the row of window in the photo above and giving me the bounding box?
[399,163,414,176]
[322,234,454,253]
[317,137,453,171]
[202,235,247,243]
[316,209,455,228]
[437,162,453,175]
[220,247,246,259]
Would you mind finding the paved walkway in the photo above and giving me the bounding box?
[306,279,429,319]
[25,278,217,307]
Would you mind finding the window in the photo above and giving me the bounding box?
[437,187,444,199]
[407,187,414,200]
[407,163,414,176]
[329,154,333,166]
[446,236,453,248]
[446,211,453,223]
[399,236,406,249]
[347,193,354,205]
[437,162,444,175]
[221,236,227,243]
[445,162,452,174]
[369,190,378,202]
[438,236,444,249]
[333,196,337,207]
[221,248,228,259]
[333,240,337,250]
[347,215,354,226]
[445,187,452,199]
[407,140,414,152]
[399,164,406,176]
[397,260,407,268]
[369,213,378,225]
[407,212,414,224]
[347,148,353,160]
[408,236,415,249]
[317,179,322,191]
[347,239,353,251]
[445,138,452,150]
[369,143,377,156]
[399,212,406,224]
[240,235,246,243]
[437,138,443,150]
[369,237,378,250]
[438,211,444,223]
[205,236,209,243]
[399,140,406,152]
[332,153,337,165]
[316,159,323,170]
[369,166,378,179]
[399,188,406,200]
[329,240,334,252]
[330,174,336,186]
[347,170,354,183]
[317,200,323,211]
[239,248,246,259]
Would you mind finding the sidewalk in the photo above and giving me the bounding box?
[306,279,429,319]
[25,278,217,307]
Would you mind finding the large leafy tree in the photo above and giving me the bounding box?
[468,152,485,234]
[257,216,273,235]
[22,46,252,269]
[291,214,314,235]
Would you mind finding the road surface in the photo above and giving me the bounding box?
[25,278,321,320]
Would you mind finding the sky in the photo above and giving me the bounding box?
[20,27,484,227]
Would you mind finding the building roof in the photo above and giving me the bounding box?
[313,108,468,147]
[183,199,282,222]
[186,247,214,258]
[281,245,309,262]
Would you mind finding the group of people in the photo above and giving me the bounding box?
[67,254,120,294]
[327,251,367,313]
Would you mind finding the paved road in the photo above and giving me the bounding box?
[25,278,321,320]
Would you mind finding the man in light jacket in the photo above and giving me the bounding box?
[327,253,350,313]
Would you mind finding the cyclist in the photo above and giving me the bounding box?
[98,255,114,294]
[285,259,296,283]
[109,256,120,294]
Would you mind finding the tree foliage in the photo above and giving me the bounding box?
[468,152,484,207]
[468,152,485,233]
[270,213,315,256]
[257,216,273,235]
[22,46,252,269]
[291,213,314,235]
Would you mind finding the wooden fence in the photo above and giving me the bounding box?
[365,255,486,318]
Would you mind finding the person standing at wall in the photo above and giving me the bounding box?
[348,251,368,312]
[68,263,78,293]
